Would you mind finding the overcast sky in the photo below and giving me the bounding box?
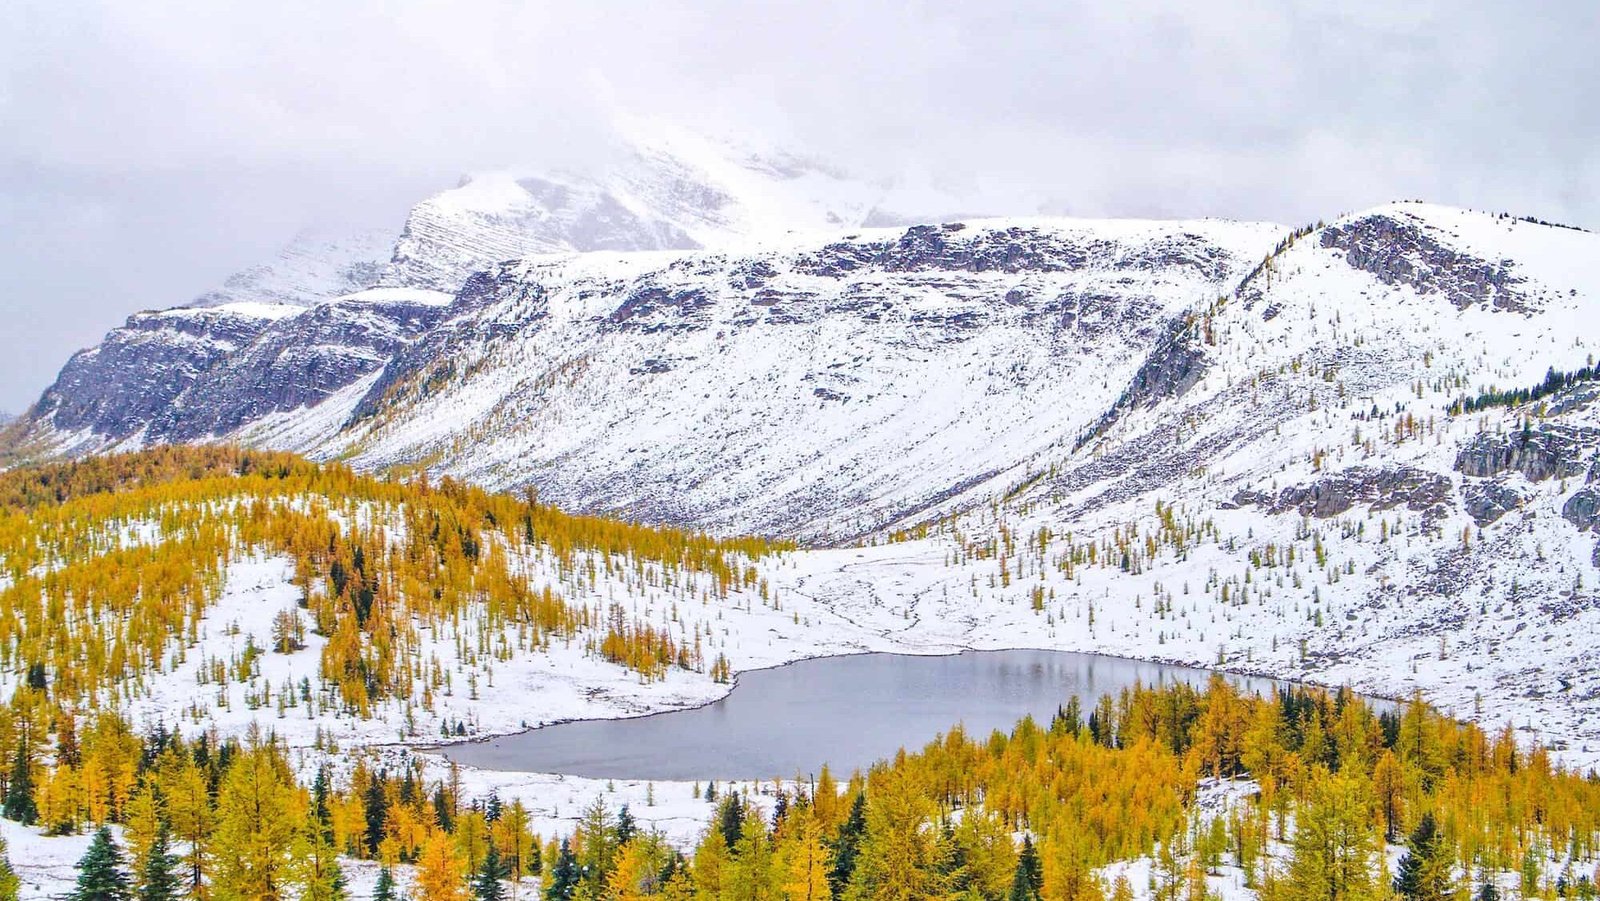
[1,0,1595,412]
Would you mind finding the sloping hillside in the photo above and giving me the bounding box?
[795,203,1600,764]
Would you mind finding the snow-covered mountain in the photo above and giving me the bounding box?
[189,227,397,308]
[6,121,976,465]
[7,216,1286,538]
[337,217,1283,539]
[377,121,955,292]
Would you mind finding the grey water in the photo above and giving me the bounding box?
[435,649,1296,781]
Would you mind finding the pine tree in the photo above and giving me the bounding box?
[829,791,868,899]
[472,843,508,901]
[1394,813,1454,901]
[289,814,348,901]
[616,803,637,846]
[841,774,937,901]
[778,808,832,901]
[544,839,580,901]
[71,826,132,901]
[2,745,34,825]
[364,776,389,855]
[1009,836,1044,901]
[717,796,745,851]
[373,867,398,901]
[1286,774,1376,901]
[211,741,299,899]
[135,825,183,901]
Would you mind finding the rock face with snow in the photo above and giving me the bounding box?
[29,304,295,448]
[339,217,1283,538]
[155,289,451,443]
[17,291,450,454]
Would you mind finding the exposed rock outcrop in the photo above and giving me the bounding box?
[1320,212,1528,312]
[1460,481,1525,525]
[1454,425,1600,482]
[1232,466,1454,519]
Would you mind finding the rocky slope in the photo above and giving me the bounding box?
[334,217,1284,539]
[13,290,450,456]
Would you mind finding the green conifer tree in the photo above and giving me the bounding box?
[543,839,580,901]
[136,825,183,901]
[1394,813,1454,901]
[71,827,132,901]
[828,792,868,899]
[372,867,398,901]
[1009,836,1044,901]
[2,745,34,825]
[472,843,508,901]
[0,835,19,901]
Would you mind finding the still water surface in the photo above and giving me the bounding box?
[436,650,1290,780]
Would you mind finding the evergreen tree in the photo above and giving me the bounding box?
[1394,814,1454,901]
[364,776,389,855]
[771,792,789,831]
[1478,882,1499,901]
[616,803,637,846]
[472,843,508,901]
[717,796,746,851]
[135,825,183,901]
[2,745,34,825]
[828,791,868,899]
[311,764,332,827]
[373,867,398,901]
[1009,836,1044,901]
[71,826,132,901]
[544,839,580,901]
[432,786,455,833]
